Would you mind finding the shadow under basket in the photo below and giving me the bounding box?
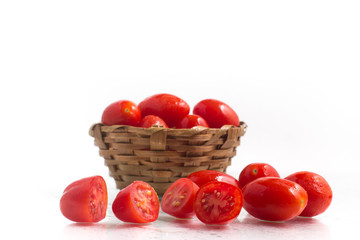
[89,121,247,195]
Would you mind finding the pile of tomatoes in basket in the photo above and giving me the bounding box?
[60,163,332,224]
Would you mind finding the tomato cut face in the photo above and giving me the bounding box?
[194,181,243,224]
[161,178,199,219]
[238,163,280,189]
[112,181,159,223]
[187,170,241,189]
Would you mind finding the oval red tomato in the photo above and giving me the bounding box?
[193,99,239,128]
[138,93,190,128]
[112,181,159,223]
[194,181,243,224]
[60,176,108,222]
[242,177,308,221]
[161,178,199,219]
[139,115,168,128]
[285,171,332,217]
[176,114,209,129]
[101,100,141,126]
[187,170,241,188]
[238,163,280,189]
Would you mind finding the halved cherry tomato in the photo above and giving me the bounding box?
[101,100,141,126]
[139,115,168,128]
[285,171,332,217]
[238,163,280,189]
[193,99,239,128]
[194,181,243,224]
[112,181,159,223]
[242,177,308,221]
[138,93,190,128]
[176,114,209,129]
[60,176,108,222]
[187,170,241,188]
[161,178,199,219]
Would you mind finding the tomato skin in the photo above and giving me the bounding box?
[139,115,168,128]
[194,181,243,224]
[242,177,308,222]
[187,170,241,188]
[239,163,280,189]
[112,181,159,223]
[161,178,199,219]
[101,100,141,126]
[138,93,190,128]
[193,99,239,128]
[285,171,332,217]
[60,176,108,223]
[176,114,209,129]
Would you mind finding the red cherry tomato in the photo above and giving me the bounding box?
[60,176,108,222]
[194,181,243,224]
[112,181,159,223]
[138,93,190,128]
[238,163,280,189]
[161,178,199,219]
[139,115,168,128]
[176,114,209,129]
[242,177,308,221]
[187,170,241,188]
[101,100,141,126]
[285,171,332,217]
[193,99,239,128]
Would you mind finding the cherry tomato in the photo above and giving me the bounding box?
[285,171,332,217]
[193,99,239,128]
[194,181,243,224]
[176,114,209,129]
[138,93,190,128]
[161,178,199,219]
[60,176,108,223]
[139,115,168,128]
[101,100,141,126]
[238,163,280,189]
[187,170,241,188]
[112,181,159,223]
[242,177,308,222]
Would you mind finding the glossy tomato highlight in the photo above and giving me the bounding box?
[187,170,241,188]
[239,163,280,189]
[101,100,141,126]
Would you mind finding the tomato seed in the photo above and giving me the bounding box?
[172,201,180,207]
[216,192,221,197]
[179,195,185,199]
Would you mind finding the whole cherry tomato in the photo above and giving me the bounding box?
[187,170,241,188]
[161,178,199,219]
[139,115,168,128]
[193,99,239,128]
[138,93,190,128]
[238,163,280,189]
[285,171,332,217]
[176,114,209,129]
[101,100,141,126]
[60,176,108,223]
[112,181,159,223]
[194,181,243,224]
[242,177,308,221]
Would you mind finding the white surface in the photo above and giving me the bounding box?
[1,1,360,239]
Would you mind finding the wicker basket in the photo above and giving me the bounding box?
[89,122,247,195]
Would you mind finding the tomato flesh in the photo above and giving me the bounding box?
[161,178,199,219]
[101,100,141,126]
[194,181,243,224]
[187,170,241,188]
[238,163,280,189]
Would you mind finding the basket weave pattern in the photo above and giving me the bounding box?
[89,122,247,195]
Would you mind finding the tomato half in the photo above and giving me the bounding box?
[238,163,280,189]
[101,100,141,126]
[60,176,108,222]
[285,171,332,217]
[176,114,209,129]
[187,170,241,188]
[138,93,190,128]
[194,181,243,224]
[193,99,239,128]
[242,177,308,221]
[161,178,199,219]
[112,181,159,223]
[139,115,168,128]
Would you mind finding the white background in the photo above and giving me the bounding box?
[1,1,359,239]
